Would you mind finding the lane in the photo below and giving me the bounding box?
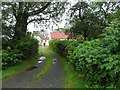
[2,47,64,88]
[29,47,64,88]
[2,47,45,88]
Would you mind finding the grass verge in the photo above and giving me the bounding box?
[50,49,87,88]
[2,51,40,80]
[35,46,53,79]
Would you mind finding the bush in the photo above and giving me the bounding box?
[2,36,39,70]
[70,19,120,88]
[49,39,81,60]
[15,37,39,59]
[2,49,23,70]
[49,39,81,58]
[66,40,81,62]
[49,39,68,57]
[49,39,59,51]
[49,19,120,88]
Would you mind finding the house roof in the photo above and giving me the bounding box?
[41,37,49,40]
[50,32,68,39]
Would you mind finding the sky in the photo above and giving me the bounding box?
[27,1,76,34]
[27,13,68,34]
[27,0,117,34]
[27,19,67,33]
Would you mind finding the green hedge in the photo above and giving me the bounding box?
[49,39,81,58]
[49,19,120,88]
[15,37,39,59]
[2,37,39,70]
[66,40,82,63]
[70,20,120,88]
[2,49,23,70]
[49,39,68,57]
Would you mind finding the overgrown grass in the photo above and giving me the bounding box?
[2,51,40,80]
[35,46,53,79]
[50,49,87,88]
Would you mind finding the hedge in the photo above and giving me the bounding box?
[2,36,39,70]
[70,20,120,88]
[49,19,120,88]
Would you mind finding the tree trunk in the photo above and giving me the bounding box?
[14,13,28,40]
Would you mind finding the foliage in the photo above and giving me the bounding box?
[2,49,23,70]
[15,37,39,59]
[49,39,68,57]
[70,19,120,88]
[49,18,120,88]
[65,2,119,40]
[49,39,81,58]
[52,50,87,88]
[2,37,39,70]
[66,40,82,62]
[2,2,67,39]
[2,51,40,79]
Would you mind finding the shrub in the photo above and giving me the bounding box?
[70,19,120,88]
[49,39,68,57]
[49,39,81,59]
[2,49,23,70]
[49,19,120,88]
[66,40,81,62]
[2,36,39,70]
[15,37,39,59]
[49,39,59,52]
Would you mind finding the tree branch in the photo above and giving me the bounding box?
[28,2,51,16]
[27,17,51,24]
[9,3,17,19]
[12,6,17,19]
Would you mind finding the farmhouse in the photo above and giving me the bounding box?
[40,32,69,46]
[50,32,69,40]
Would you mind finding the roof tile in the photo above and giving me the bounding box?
[50,32,68,39]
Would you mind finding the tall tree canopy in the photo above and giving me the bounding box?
[65,1,120,40]
[2,1,67,40]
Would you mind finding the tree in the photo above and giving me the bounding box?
[32,29,48,38]
[2,1,67,39]
[66,2,119,40]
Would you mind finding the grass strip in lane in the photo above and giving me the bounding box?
[35,46,53,79]
[25,46,53,88]
[2,52,40,80]
[50,49,87,88]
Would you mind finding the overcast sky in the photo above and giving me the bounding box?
[27,0,117,33]
[27,1,76,34]
[27,13,68,34]
[27,18,67,33]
